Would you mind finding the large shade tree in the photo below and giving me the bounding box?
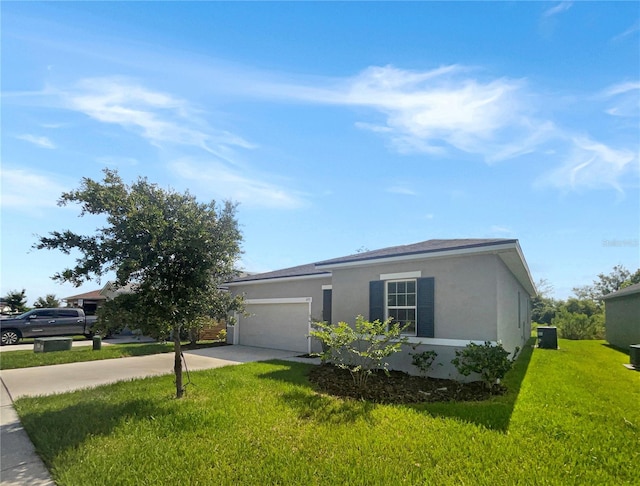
[36,169,243,398]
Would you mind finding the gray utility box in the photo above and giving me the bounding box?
[34,337,73,353]
[630,345,640,368]
[537,326,558,349]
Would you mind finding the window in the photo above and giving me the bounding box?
[387,280,417,335]
[370,277,434,338]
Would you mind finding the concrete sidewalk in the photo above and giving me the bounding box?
[0,345,314,484]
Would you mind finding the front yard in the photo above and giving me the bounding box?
[14,340,639,485]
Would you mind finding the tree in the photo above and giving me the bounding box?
[33,294,60,308]
[573,265,640,300]
[531,278,559,325]
[4,289,28,313]
[36,169,243,398]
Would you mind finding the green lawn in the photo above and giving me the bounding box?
[14,340,639,485]
[0,342,175,369]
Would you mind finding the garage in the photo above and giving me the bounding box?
[237,297,311,353]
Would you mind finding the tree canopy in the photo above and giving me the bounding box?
[3,289,28,313]
[36,169,243,398]
[33,294,61,308]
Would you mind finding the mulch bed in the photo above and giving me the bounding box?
[308,364,505,404]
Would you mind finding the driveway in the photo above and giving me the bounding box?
[0,345,307,400]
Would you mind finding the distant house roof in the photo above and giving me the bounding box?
[228,238,535,295]
[601,282,640,301]
[64,290,107,301]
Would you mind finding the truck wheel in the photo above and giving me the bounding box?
[1,329,21,345]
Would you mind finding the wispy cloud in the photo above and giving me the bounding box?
[249,64,637,193]
[490,225,514,235]
[537,136,638,192]
[612,20,640,42]
[168,158,306,209]
[601,81,640,117]
[543,2,573,18]
[386,185,418,196]
[15,134,56,149]
[63,77,254,164]
[0,168,67,214]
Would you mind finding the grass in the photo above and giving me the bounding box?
[14,339,639,485]
[0,342,175,369]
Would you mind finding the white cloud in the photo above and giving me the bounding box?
[386,185,417,196]
[168,158,306,209]
[490,225,513,235]
[612,20,640,42]
[602,81,640,118]
[63,77,254,163]
[0,168,67,214]
[538,136,638,192]
[543,2,573,18]
[15,134,56,149]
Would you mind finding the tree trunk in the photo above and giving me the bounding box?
[174,327,183,399]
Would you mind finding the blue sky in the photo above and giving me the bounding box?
[1,1,639,304]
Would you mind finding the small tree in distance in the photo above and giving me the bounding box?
[36,169,243,399]
[33,294,61,308]
[4,289,29,313]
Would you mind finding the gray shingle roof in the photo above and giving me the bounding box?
[230,238,517,284]
[601,282,640,300]
[315,238,517,267]
[229,263,331,284]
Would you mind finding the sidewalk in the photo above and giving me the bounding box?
[0,345,313,484]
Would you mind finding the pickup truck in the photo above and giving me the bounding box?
[0,308,98,345]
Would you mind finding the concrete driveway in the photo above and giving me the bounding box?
[0,345,314,485]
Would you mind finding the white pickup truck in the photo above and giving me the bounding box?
[0,308,98,345]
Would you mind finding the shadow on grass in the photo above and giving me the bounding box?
[601,342,631,355]
[259,340,535,432]
[413,339,535,432]
[14,396,167,466]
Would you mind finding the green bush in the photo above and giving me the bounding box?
[451,341,519,391]
[551,308,604,340]
[310,315,408,392]
[410,349,439,376]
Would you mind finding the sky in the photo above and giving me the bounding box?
[1,1,639,305]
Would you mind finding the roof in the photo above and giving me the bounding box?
[228,262,331,284]
[229,238,535,295]
[315,239,517,267]
[63,289,107,301]
[601,282,640,300]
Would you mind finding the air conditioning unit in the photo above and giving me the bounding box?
[537,326,558,349]
[630,345,640,369]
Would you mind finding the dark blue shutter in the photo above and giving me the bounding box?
[369,280,384,322]
[417,277,435,337]
[322,289,332,323]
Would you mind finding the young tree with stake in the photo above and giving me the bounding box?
[36,169,243,398]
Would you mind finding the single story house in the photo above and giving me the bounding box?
[226,238,536,379]
[601,282,640,349]
[63,289,107,315]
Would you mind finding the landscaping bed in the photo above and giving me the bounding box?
[308,364,504,404]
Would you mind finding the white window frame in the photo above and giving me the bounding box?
[385,278,418,336]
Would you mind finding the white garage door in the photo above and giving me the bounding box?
[238,298,311,353]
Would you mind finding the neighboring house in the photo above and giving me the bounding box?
[226,238,536,380]
[63,289,107,315]
[601,283,640,349]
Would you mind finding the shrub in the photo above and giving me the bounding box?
[310,315,408,392]
[552,308,604,340]
[451,341,519,391]
[410,349,439,376]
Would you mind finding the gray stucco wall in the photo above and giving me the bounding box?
[605,294,640,349]
[496,258,531,352]
[329,253,500,342]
